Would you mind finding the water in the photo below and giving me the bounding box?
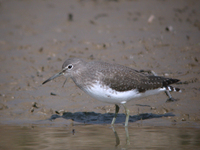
[0,125,199,150]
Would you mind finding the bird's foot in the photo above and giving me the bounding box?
[166,97,178,102]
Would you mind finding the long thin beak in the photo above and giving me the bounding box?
[42,71,63,85]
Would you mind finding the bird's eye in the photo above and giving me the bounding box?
[67,64,73,69]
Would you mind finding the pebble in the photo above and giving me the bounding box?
[68,13,73,21]
[165,26,173,32]
[181,118,186,121]
[151,107,156,110]
[72,129,75,135]
[50,92,57,96]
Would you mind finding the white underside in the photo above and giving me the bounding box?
[84,82,166,104]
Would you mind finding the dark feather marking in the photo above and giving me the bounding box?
[102,71,180,93]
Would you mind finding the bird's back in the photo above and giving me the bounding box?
[85,61,180,93]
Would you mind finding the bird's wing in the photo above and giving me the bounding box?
[99,63,148,92]
[99,63,179,92]
[87,61,180,93]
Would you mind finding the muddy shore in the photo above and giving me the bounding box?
[0,0,200,128]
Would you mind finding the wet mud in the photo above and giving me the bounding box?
[0,0,200,128]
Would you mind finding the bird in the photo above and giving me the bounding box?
[42,58,181,126]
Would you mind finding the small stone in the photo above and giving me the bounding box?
[39,47,43,53]
[165,26,173,32]
[50,92,57,96]
[148,15,155,23]
[151,107,156,110]
[32,102,39,108]
[181,118,186,121]
[68,13,73,21]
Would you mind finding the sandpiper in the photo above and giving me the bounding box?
[42,58,181,126]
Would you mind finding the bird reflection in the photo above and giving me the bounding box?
[111,126,130,147]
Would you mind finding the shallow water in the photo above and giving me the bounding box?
[0,125,199,150]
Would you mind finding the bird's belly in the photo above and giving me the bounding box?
[85,88,138,104]
[83,83,166,104]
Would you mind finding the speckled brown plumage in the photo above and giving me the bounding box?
[81,61,180,92]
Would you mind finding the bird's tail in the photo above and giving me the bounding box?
[164,86,181,92]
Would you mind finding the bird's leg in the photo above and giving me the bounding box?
[111,104,119,125]
[125,126,130,145]
[111,126,120,146]
[165,90,172,99]
[165,90,177,102]
[123,104,130,127]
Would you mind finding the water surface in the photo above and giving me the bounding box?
[0,125,199,150]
